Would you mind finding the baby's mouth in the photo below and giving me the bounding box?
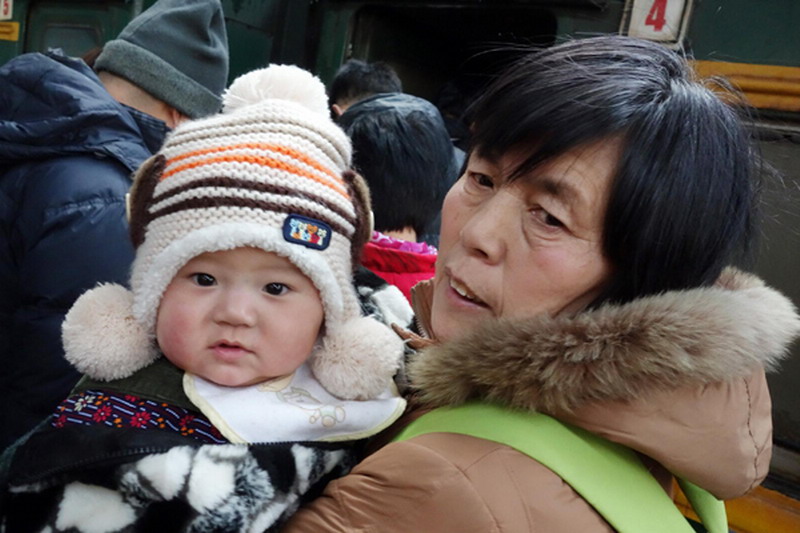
[450,278,487,307]
[212,340,251,358]
[212,341,250,353]
[216,340,244,350]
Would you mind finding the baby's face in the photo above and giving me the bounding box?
[156,247,324,387]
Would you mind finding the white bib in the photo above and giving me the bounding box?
[183,363,406,444]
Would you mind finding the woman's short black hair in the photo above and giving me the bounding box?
[339,93,459,237]
[466,35,762,306]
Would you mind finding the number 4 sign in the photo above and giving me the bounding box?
[0,0,12,21]
[623,0,693,44]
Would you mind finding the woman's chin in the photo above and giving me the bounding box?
[430,283,492,341]
[431,301,491,343]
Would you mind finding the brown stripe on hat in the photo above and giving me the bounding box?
[151,176,357,229]
[147,196,353,237]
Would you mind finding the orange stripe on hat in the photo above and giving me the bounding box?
[163,143,346,185]
[161,147,350,199]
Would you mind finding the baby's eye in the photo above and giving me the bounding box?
[264,282,289,296]
[192,273,216,286]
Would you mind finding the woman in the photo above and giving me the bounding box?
[282,36,800,532]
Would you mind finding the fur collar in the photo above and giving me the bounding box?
[409,269,800,414]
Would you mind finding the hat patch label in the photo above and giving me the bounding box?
[283,215,332,250]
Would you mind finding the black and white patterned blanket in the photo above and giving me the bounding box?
[1,423,356,532]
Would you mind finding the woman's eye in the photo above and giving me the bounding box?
[471,172,493,188]
[264,282,289,296]
[192,273,216,286]
[463,171,494,194]
[544,212,564,228]
[532,208,564,229]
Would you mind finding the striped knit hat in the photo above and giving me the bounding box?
[62,65,403,401]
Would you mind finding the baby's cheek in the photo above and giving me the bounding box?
[157,329,190,369]
[155,311,192,364]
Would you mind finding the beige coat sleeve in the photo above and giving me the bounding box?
[561,368,773,500]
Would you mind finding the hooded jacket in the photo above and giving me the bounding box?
[0,51,168,449]
[282,269,800,532]
[361,232,437,303]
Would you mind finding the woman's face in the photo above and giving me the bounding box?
[430,139,619,342]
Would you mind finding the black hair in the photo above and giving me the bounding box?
[329,59,403,108]
[338,93,459,237]
[466,35,762,306]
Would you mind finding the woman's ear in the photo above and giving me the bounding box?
[128,154,165,248]
[342,169,374,268]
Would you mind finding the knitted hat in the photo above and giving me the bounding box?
[94,0,229,119]
[63,65,404,401]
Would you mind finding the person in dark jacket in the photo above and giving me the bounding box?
[338,93,460,301]
[0,0,229,450]
[328,59,403,118]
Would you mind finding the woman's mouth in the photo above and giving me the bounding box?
[450,278,487,307]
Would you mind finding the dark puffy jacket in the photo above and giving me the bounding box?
[0,51,168,449]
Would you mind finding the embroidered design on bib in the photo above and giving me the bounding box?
[278,387,347,428]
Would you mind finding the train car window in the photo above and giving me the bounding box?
[755,128,800,494]
[350,5,557,104]
[31,24,100,56]
[24,1,131,59]
[315,1,624,149]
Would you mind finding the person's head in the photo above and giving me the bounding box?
[338,93,459,240]
[94,0,229,123]
[430,35,760,342]
[328,59,403,117]
[63,65,403,399]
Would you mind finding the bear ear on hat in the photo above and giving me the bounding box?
[127,154,165,248]
[343,169,373,268]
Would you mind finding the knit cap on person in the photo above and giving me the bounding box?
[62,64,404,401]
[94,0,229,119]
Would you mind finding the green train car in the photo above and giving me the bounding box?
[2,1,799,530]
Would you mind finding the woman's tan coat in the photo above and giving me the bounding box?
[283,270,799,532]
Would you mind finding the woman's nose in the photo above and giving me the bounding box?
[459,192,512,264]
[212,289,257,327]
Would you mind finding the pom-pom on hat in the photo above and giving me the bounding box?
[63,65,402,401]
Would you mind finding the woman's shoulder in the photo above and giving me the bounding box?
[563,367,773,500]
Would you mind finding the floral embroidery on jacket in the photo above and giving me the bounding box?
[53,389,226,443]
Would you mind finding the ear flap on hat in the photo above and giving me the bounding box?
[62,284,159,381]
[343,169,373,269]
[128,154,166,248]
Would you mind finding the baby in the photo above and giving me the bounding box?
[0,65,408,532]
